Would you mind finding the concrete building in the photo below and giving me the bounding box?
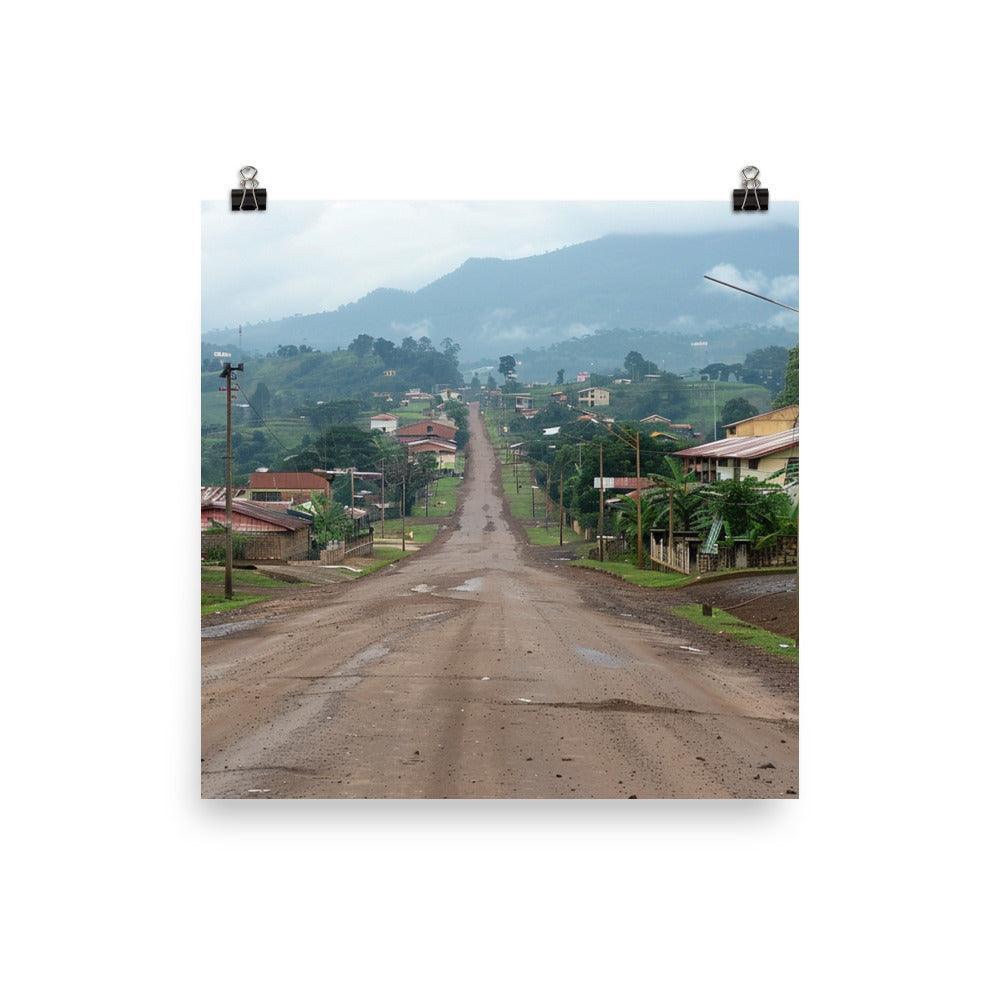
[370,413,398,434]
[248,471,331,504]
[577,387,611,407]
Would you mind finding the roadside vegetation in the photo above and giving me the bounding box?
[574,559,688,588]
[672,604,798,661]
[200,567,302,616]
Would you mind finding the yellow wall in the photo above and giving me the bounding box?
[726,404,798,437]
[734,446,798,486]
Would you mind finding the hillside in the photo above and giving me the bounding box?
[203,228,798,360]
[505,324,797,382]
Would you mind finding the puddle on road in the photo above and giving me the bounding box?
[201,618,267,640]
[410,584,435,593]
[574,646,624,668]
[450,577,484,593]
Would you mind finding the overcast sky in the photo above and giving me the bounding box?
[202,200,798,332]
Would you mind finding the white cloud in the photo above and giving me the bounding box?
[704,263,799,307]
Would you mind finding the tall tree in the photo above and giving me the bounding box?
[556,368,565,385]
[772,346,799,406]
[499,355,517,381]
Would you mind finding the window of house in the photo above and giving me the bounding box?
[427,425,434,432]
[718,458,728,467]
[748,459,760,470]
[251,490,281,501]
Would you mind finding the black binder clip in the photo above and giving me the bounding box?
[732,165,768,212]
[231,166,266,211]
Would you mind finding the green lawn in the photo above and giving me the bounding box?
[574,559,689,588]
[672,604,798,661]
[376,520,440,544]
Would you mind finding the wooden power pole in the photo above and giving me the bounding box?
[635,428,644,569]
[219,359,243,600]
[559,469,564,547]
[598,441,605,562]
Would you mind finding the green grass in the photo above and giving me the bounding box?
[353,545,414,578]
[201,567,299,589]
[376,520,440,544]
[524,525,567,546]
[200,566,300,616]
[575,559,689,588]
[672,604,798,661]
[201,593,269,615]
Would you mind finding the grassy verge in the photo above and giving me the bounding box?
[201,593,270,615]
[353,545,413,578]
[575,559,689,588]
[376,520,440,544]
[201,566,301,616]
[672,604,798,661]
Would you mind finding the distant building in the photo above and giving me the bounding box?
[437,388,464,402]
[549,391,568,403]
[674,428,799,486]
[405,438,457,470]
[612,378,632,385]
[513,393,533,410]
[248,471,331,504]
[640,414,673,425]
[382,369,397,377]
[578,387,611,408]
[723,404,799,438]
[396,419,458,443]
[575,372,590,383]
[370,413,398,434]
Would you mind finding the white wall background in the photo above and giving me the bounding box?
[2,2,996,998]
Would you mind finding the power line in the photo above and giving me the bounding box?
[703,274,799,313]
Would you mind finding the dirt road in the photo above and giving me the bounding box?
[202,404,798,798]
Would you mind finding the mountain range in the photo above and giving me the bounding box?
[203,228,798,365]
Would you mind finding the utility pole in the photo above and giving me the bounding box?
[559,469,564,546]
[399,462,406,552]
[380,459,385,539]
[635,428,644,569]
[667,488,674,569]
[514,447,519,491]
[220,359,244,600]
[349,468,356,543]
[598,441,605,562]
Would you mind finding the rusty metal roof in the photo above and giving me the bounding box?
[674,427,799,459]
[248,471,330,491]
[201,499,308,531]
[201,486,246,504]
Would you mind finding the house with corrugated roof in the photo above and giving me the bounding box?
[370,413,398,433]
[248,471,331,504]
[674,428,799,486]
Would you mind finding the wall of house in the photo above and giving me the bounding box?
[201,525,310,562]
[726,405,799,437]
[734,447,797,486]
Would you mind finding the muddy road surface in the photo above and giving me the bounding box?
[202,404,798,798]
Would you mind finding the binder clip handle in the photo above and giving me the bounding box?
[732,165,768,212]
[231,165,267,211]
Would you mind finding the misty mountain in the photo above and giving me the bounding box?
[203,228,798,361]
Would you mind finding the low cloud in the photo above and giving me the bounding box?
[705,263,799,306]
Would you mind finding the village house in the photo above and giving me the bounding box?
[513,393,533,410]
[612,377,632,385]
[674,427,799,486]
[724,403,799,438]
[395,419,457,444]
[405,437,458,470]
[248,471,331,504]
[639,413,673,426]
[549,390,568,403]
[437,388,464,402]
[370,413,398,434]
[578,386,611,407]
[201,499,311,561]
